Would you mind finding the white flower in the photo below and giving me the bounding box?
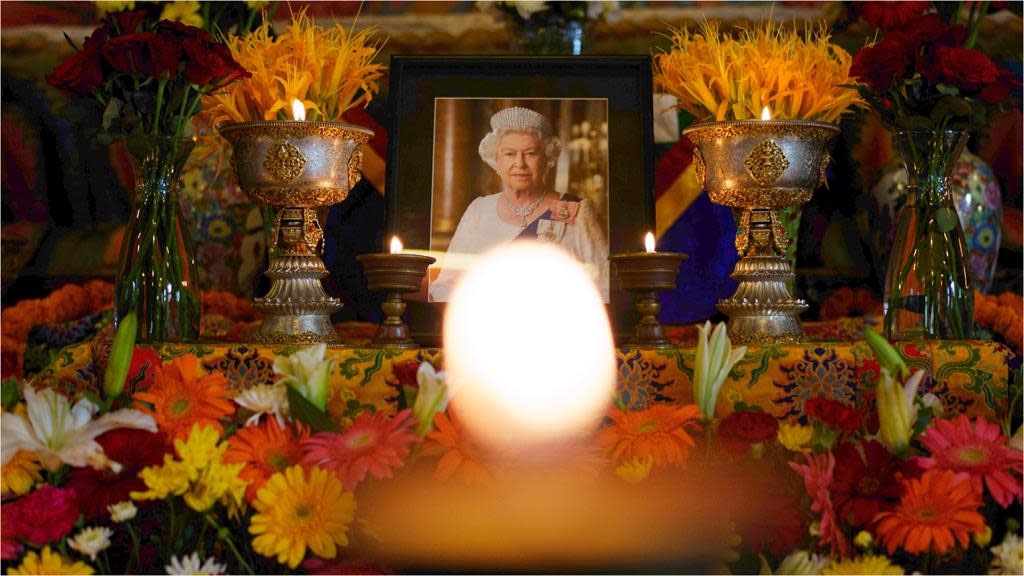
[166,552,227,576]
[990,532,1023,575]
[1,385,156,472]
[108,501,137,522]
[68,526,113,561]
[877,368,924,456]
[273,344,334,411]
[692,321,747,421]
[763,550,827,575]
[920,392,944,418]
[412,362,448,436]
[234,384,290,428]
[513,0,548,18]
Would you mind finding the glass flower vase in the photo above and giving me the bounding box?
[115,137,201,342]
[883,130,973,340]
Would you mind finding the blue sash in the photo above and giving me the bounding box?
[515,194,580,241]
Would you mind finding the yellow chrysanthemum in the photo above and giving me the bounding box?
[7,546,94,575]
[132,424,247,512]
[160,1,203,28]
[250,465,356,568]
[1,450,43,495]
[615,456,654,483]
[777,422,814,452]
[95,0,134,18]
[822,554,904,575]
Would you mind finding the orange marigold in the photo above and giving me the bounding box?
[874,469,985,556]
[225,419,309,501]
[134,355,235,441]
[597,404,703,469]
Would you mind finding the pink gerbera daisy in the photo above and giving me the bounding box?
[916,415,1023,508]
[301,409,419,490]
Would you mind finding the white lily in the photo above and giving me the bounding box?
[692,321,747,421]
[234,383,290,429]
[273,344,334,411]
[877,368,925,456]
[1,385,156,472]
[760,550,827,575]
[412,362,448,436]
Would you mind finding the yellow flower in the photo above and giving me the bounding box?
[822,554,903,575]
[7,546,94,575]
[1,450,42,495]
[160,1,203,28]
[854,530,874,549]
[777,422,814,452]
[973,524,993,548]
[615,456,654,483]
[250,465,356,568]
[95,0,134,18]
[132,424,247,512]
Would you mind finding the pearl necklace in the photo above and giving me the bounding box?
[502,193,545,227]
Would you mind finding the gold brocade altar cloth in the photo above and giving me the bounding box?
[31,320,1014,424]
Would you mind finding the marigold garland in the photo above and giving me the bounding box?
[974,291,1022,355]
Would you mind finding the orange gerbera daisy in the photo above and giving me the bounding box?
[874,469,985,556]
[424,408,494,486]
[134,355,235,441]
[597,404,702,469]
[225,419,310,501]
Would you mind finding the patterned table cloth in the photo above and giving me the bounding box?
[32,334,1015,424]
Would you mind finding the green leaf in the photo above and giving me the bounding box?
[1,378,18,409]
[935,207,958,233]
[286,385,340,433]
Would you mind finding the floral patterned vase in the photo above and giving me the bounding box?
[870,149,1003,294]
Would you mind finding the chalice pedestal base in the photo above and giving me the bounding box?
[254,207,342,344]
[610,252,687,349]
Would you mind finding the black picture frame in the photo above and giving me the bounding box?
[385,55,655,346]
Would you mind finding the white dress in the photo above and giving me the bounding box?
[429,193,610,302]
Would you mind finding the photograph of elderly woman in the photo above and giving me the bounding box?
[428,98,610,303]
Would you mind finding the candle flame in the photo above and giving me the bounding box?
[644,232,656,253]
[292,99,306,122]
[390,236,403,254]
[760,106,771,121]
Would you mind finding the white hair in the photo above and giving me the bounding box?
[478,106,562,172]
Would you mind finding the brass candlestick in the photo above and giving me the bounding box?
[610,251,687,348]
[683,120,838,344]
[357,252,436,349]
[220,121,372,344]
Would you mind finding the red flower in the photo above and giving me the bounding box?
[716,410,778,455]
[979,69,1022,104]
[113,9,147,35]
[45,38,104,97]
[805,397,862,432]
[851,34,910,93]
[183,41,250,88]
[391,360,420,388]
[831,440,904,527]
[934,46,1001,91]
[738,464,807,556]
[2,485,79,546]
[102,32,180,79]
[63,428,167,520]
[858,0,930,29]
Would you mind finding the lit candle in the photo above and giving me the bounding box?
[292,98,306,122]
[760,106,771,121]
[644,231,656,254]
[390,236,403,254]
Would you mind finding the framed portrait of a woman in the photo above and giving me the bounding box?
[385,56,654,344]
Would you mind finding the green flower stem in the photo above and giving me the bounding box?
[126,522,141,572]
[204,515,254,574]
[152,78,167,136]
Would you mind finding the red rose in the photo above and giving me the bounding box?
[156,19,212,44]
[64,428,167,519]
[183,41,250,87]
[391,360,421,388]
[102,32,156,74]
[858,0,930,29]
[113,9,147,34]
[805,397,862,432]
[935,46,1001,91]
[850,34,910,93]
[831,440,903,527]
[147,34,182,78]
[979,69,1022,104]
[904,14,967,49]
[46,39,105,97]
[717,410,779,455]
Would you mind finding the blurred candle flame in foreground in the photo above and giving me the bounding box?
[292,98,305,121]
[644,232,656,253]
[443,241,615,449]
[390,236,403,254]
[760,106,771,121]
